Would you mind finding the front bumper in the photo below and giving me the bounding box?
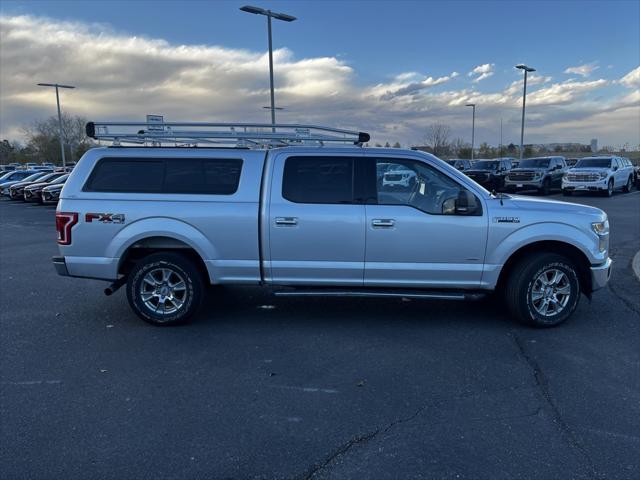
[52,256,69,276]
[504,179,543,190]
[562,179,609,191]
[590,257,612,291]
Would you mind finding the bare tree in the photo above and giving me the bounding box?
[22,113,95,164]
[425,123,451,157]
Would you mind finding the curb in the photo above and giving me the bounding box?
[633,250,640,283]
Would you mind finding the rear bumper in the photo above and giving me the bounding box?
[52,256,69,276]
[590,257,612,291]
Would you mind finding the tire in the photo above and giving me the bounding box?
[603,179,614,197]
[126,252,204,325]
[538,178,551,195]
[622,176,632,193]
[562,190,572,196]
[504,253,581,328]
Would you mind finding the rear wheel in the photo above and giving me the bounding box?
[126,252,204,325]
[623,176,632,193]
[562,190,572,196]
[504,253,581,327]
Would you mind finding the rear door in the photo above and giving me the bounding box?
[267,154,366,285]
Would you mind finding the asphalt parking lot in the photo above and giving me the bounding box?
[1,191,639,480]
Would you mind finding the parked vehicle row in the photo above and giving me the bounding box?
[0,167,71,204]
[449,155,636,196]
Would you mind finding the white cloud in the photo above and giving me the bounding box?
[0,15,636,148]
[468,63,495,83]
[564,62,599,77]
[619,66,640,88]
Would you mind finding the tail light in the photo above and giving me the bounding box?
[55,212,78,245]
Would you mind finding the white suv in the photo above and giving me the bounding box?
[562,156,635,196]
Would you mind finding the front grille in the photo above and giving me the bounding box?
[508,171,535,181]
[567,173,599,182]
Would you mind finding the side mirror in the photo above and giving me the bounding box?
[613,166,618,171]
[442,197,456,215]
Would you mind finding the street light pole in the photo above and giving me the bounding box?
[515,64,536,160]
[240,5,296,130]
[37,82,75,168]
[465,103,476,161]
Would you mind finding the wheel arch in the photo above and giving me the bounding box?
[496,240,593,297]
[116,235,211,283]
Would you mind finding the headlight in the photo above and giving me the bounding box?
[591,220,609,235]
[534,172,542,179]
[562,173,569,180]
[599,172,608,179]
[592,220,609,252]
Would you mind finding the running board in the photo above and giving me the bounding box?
[273,289,486,301]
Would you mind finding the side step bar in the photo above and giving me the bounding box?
[273,289,486,301]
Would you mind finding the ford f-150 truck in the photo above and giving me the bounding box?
[52,122,612,328]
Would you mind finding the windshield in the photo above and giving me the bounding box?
[49,174,69,185]
[519,159,550,168]
[0,172,14,181]
[574,158,611,169]
[473,161,499,170]
[21,173,45,182]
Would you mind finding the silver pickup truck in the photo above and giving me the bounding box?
[53,122,612,328]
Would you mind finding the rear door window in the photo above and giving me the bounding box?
[282,156,354,204]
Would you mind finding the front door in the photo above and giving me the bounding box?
[365,157,488,288]
[267,155,366,285]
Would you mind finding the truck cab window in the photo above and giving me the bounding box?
[375,159,481,215]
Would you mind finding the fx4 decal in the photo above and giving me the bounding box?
[85,213,125,224]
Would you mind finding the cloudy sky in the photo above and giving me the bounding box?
[1,0,639,148]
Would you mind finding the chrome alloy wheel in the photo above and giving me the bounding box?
[140,267,187,315]
[530,268,571,317]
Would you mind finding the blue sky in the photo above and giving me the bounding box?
[1,0,639,147]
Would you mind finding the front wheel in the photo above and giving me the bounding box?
[126,252,204,325]
[604,179,614,197]
[562,189,572,196]
[504,253,581,327]
[538,178,551,195]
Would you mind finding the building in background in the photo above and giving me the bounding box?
[591,138,598,152]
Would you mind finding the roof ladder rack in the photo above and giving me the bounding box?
[86,121,370,148]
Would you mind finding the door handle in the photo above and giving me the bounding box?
[275,217,298,226]
[372,219,395,228]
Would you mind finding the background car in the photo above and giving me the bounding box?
[0,170,41,195]
[504,156,567,195]
[382,164,417,188]
[563,156,635,197]
[464,158,513,191]
[41,181,66,205]
[23,173,68,202]
[445,159,473,171]
[7,172,55,199]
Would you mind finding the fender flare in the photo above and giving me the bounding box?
[106,217,217,263]
[487,222,597,267]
